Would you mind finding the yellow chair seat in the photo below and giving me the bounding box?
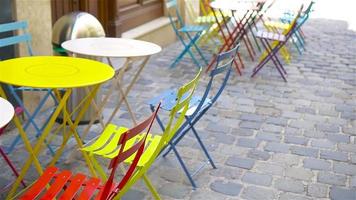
[264,21,289,30]
[81,123,162,167]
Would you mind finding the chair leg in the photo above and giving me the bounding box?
[0,147,26,188]
[143,174,161,200]
[171,36,202,69]
[186,117,216,169]
[186,32,209,65]
[171,144,197,188]
[6,88,56,155]
[261,39,287,81]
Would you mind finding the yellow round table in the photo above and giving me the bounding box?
[0,56,114,199]
[0,56,113,88]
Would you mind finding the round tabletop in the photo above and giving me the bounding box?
[0,97,15,129]
[62,37,162,58]
[0,56,114,88]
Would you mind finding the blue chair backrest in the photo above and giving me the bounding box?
[190,44,240,119]
[0,21,33,56]
[165,0,185,35]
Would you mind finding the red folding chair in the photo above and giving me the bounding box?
[15,104,161,200]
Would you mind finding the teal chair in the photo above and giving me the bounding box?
[166,0,209,68]
[0,21,56,155]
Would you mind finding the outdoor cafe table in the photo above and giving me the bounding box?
[207,0,265,72]
[62,37,162,139]
[0,56,114,199]
[0,97,14,129]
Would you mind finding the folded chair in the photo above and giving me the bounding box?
[262,1,314,55]
[185,0,228,50]
[0,107,26,191]
[166,0,209,68]
[251,5,303,82]
[0,21,56,155]
[81,68,202,199]
[14,104,160,200]
[147,45,239,188]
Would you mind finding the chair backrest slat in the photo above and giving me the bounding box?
[0,21,33,56]
[0,34,32,48]
[0,21,28,32]
[100,103,161,200]
[190,44,239,120]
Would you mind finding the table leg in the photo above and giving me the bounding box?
[6,88,72,200]
[105,56,150,127]
[50,87,107,179]
[81,58,132,140]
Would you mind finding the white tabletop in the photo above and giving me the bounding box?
[0,97,15,129]
[62,37,162,58]
[210,0,262,11]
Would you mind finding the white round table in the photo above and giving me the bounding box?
[61,37,162,58]
[0,97,14,129]
[61,37,162,137]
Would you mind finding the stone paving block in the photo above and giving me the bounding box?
[320,150,348,162]
[236,105,256,113]
[255,162,284,176]
[286,167,314,181]
[290,146,319,158]
[225,156,255,169]
[210,180,242,196]
[237,138,260,148]
[240,113,264,122]
[279,193,312,200]
[206,123,231,134]
[304,130,325,139]
[311,139,335,149]
[307,183,328,198]
[338,143,356,153]
[274,178,305,194]
[247,149,270,161]
[232,128,255,136]
[333,162,356,175]
[265,117,288,126]
[330,186,356,200]
[351,176,356,188]
[239,121,262,130]
[256,132,281,142]
[122,189,146,200]
[158,182,191,199]
[242,172,272,186]
[317,171,347,186]
[326,133,350,143]
[289,120,315,130]
[284,135,309,145]
[241,186,276,200]
[316,123,340,133]
[261,123,284,133]
[271,153,300,167]
[351,154,356,164]
[303,158,331,171]
[265,142,290,153]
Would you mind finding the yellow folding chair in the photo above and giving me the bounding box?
[81,68,203,199]
[185,0,229,50]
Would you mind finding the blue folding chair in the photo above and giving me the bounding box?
[147,44,240,188]
[166,0,209,68]
[0,21,56,155]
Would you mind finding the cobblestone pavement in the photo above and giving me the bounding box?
[1,18,356,199]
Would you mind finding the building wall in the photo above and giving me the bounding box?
[15,0,53,56]
[14,0,53,111]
